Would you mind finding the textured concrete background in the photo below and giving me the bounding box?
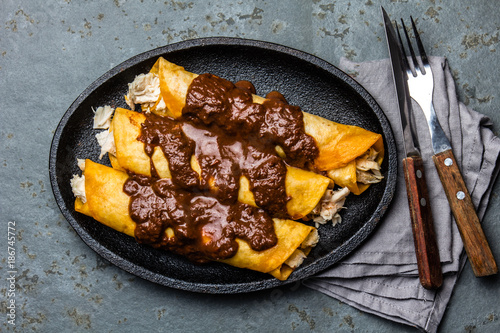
[1,0,499,332]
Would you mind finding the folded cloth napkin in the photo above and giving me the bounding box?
[304,56,500,333]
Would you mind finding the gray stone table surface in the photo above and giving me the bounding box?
[1,0,499,332]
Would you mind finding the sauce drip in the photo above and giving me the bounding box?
[181,121,288,217]
[139,113,199,188]
[126,72,319,263]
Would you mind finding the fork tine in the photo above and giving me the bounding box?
[410,16,429,65]
[400,18,420,72]
[395,20,411,72]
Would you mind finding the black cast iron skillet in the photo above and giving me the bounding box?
[49,37,397,294]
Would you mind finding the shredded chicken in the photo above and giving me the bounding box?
[284,228,320,269]
[301,228,319,249]
[284,249,307,269]
[92,105,115,129]
[95,129,116,159]
[311,187,350,227]
[70,174,86,203]
[125,73,166,113]
[155,97,167,113]
[77,158,86,171]
[356,148,384,184]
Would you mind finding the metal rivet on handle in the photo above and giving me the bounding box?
[444,158,453,166]
[416,170,422,178]
[420,198,427,206]
[457,191,465,200]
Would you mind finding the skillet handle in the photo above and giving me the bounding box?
[433,149,498,277]
[403,156,443,289]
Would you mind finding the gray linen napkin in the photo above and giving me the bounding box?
[304,56,500,332]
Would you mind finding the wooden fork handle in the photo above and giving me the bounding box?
[403,156,443,289]
[433,149,498,277]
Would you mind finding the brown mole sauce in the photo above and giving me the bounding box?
[126,73,318,263]
[123,176,277,263]
[184,74,319,168]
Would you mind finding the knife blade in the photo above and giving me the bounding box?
[382,7,443,289]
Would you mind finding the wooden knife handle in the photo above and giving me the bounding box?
[403,156,443,289]
[433,149,498,277]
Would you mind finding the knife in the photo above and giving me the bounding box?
[382,7,443,289]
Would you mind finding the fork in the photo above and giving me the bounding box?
[396,17,451,154]
[396,17,498,277]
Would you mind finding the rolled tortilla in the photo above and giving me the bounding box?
[75,160,135,237]
[147,57,384,192]
[112,107,331,219]
[325,140,384,195]
[75,159,317,280]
